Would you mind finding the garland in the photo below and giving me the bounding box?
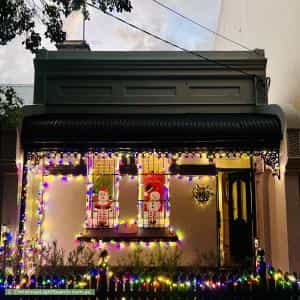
[1,249,299,293]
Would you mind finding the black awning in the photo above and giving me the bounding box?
[21,113,282,150]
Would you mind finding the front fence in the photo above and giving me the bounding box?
[1,270,299,299]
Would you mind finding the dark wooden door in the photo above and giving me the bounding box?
[228,172,253,263]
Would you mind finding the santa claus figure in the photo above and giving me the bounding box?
[93,187,112,227]
[144,181,163,225]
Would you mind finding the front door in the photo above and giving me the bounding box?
[228,172,253,264]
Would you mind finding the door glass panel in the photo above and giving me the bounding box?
[221,172,253,266]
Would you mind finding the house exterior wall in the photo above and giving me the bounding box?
[38,159,256,267]
[42,178,87,257]
[214,0,299,271]
[253,152,289,271]
[0,50,285,271]
[33,50,268,108]
[268,172,289,270]
[41,174,218,266]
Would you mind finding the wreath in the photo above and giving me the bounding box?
[192,184,214,206]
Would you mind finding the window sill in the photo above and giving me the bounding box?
[77,227,178,242]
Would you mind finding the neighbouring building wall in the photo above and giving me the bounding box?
[215,0,300,109]
[285,171,300,272]
[285,129,300,273]
[0,129,19,239]
[214,0,300,271]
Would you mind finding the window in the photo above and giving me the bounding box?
[137,153,170,228]
[81,152,176,242]
[86,153,119,229]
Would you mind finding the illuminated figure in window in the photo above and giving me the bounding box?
[93,187,113,227]
[144,175,164,226]
[88,155,118,229]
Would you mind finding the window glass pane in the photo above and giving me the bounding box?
[88,154,119,228]
[137,153,170,228]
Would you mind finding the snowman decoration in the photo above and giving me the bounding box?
[94,187,112,227]
[144,184,162,225]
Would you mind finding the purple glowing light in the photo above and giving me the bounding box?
[88,159,93,168]
[86,189,93,196]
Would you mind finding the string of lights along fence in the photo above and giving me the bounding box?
[0,265,299,295]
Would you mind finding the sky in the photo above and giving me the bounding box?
[0,0,221,84]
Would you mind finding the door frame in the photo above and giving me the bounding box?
[216,168,256,268]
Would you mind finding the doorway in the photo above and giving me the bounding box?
[220,171,254,266]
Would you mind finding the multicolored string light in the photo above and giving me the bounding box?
[74,238,180,251]
[1,245,299,293]
[0,270,299,292]
[17,150,278,274]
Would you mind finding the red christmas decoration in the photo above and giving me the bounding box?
[93,187,113,227]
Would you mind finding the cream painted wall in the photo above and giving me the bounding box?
[24,171,41,241]
[254,135,290,271]
[39,175,217,266]
[26,156,255,266]
[170,176,217,266]
[118,176,138,222]
[43,177,86,258]
[254,171,272,262]
[267,171,289,270]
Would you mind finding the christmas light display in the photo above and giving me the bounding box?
[1,234,299,296]
[0,226,13,275]
[0,228,13,255]
[74,237,180,251]
[17,150,280,275]
[0,266,299,295]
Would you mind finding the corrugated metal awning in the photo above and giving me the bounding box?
[21,113,282,151]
